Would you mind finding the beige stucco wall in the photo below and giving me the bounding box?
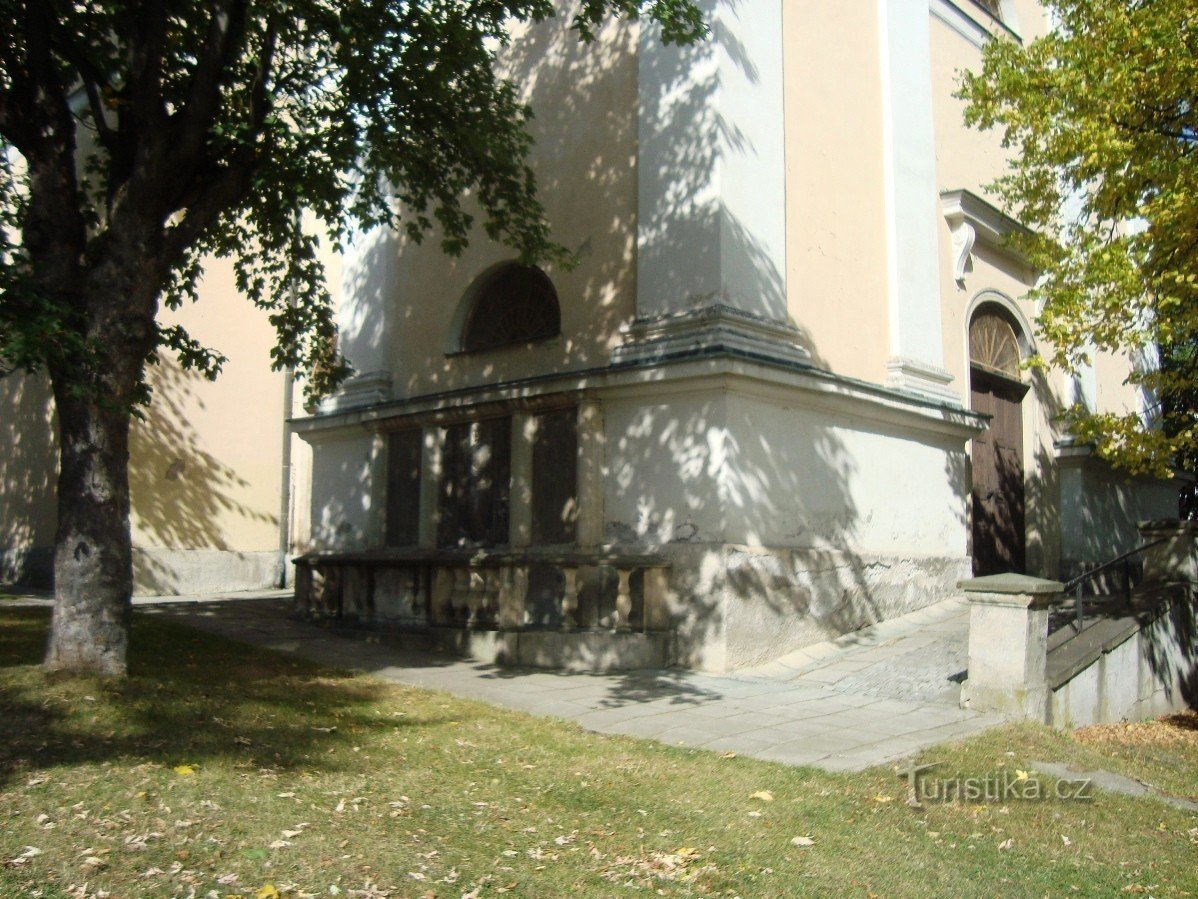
[130,256,286,557]
[0,257,288,594]
[364,13,640,403]
[0,370,58,585]
[782,1,890,384]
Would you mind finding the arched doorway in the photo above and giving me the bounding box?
[969,307,1029,574]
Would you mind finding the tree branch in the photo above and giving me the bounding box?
[172,0,249,166]
[126,0,167,139]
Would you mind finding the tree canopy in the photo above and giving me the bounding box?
[0,0,703,675]
[958,0,1197,479]
[0,0,703,406]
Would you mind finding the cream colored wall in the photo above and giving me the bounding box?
[376,12,639,402]
[0,370,58,585]
[1093,348,1149,417]
[782,1,890,383]
[129,255,285,557]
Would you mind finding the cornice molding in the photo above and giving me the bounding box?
[941,188,1034,284]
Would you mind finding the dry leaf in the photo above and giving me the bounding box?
[173,765,197,776]
[998,838,1014,851]
[749,791,774,802]
[790,836,815,847]
[255,887,281,899]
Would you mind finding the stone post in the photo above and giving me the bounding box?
[509,412,536,549]
[1138,520,1197,586]
[417,425,443,550]
[959,574,1063,722]
[576,400,605,548]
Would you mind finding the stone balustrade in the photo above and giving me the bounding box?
[293,547,671,638]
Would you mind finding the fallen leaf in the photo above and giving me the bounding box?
[790,836,815,847]
[254,887,280,899]
[872,795,894,804]
[998,838,1014,851]
[173,765,197,776]
[1014,770,1030,782]
[750,791,774,802]
[720,752,737,759]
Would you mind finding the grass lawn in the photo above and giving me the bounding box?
[1,607,1196,898]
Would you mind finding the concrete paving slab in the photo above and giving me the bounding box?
[64,590,1014,772]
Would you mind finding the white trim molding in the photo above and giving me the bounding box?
[929,0,1021,50]
[941,189,1034,286]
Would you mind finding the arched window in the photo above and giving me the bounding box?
[969,308,1021,379]
[460,263,560,352]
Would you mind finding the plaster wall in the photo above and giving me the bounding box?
[601,383,973,669]
[1049,593,1197,727]
[781,0,889,383]
[0,256,289,594]
[360,11,640,403]
[0,370,58,586]
[127,256,287,593]
[1059,456,1180,574]
[307,431,378,551]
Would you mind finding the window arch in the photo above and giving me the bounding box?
[459,262,560,352]
[969,306,1023,380]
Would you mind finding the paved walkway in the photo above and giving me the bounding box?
[118,590,1002,772]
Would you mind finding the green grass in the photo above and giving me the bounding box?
[1,608,1195,899]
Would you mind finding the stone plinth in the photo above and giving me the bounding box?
[959,573,1063,721]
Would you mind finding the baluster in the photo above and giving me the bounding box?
[614,567,633,632]
[561,566,579,632]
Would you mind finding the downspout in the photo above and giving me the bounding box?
[277,365,294,588]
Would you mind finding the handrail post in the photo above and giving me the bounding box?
[1075,580,1083,633]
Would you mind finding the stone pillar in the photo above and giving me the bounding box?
[576,400,605,548]
[1138,520,1197,586]
[621,0,810,366]
[959,574,1062,721]
[366,431,387,548]
[509,411,536,548]
[417,425,443,550]
[877,0,957,403]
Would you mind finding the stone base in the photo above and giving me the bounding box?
[132,548,283,595]
[659,543,972,672]
[333,623,669,672]
[448,629,669,672]
[960,680,1049,720]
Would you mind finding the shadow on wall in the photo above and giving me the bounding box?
[339,1,829,405]
[128,357,277,593]
[0,371,58,588]
[309,4,976,671]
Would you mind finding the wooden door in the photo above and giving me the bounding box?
[970,368,1026,575]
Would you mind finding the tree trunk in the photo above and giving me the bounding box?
[44,381,135,677]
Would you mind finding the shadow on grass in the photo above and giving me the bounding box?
[0,608,452,788]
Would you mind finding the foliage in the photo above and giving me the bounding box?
[958,0,1198,479]
[0,0,704,405]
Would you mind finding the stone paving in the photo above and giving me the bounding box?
[116,590,1003,772]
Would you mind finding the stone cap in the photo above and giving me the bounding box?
[959,573,1064,595]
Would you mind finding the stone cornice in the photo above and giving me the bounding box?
[291,348,988,444]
